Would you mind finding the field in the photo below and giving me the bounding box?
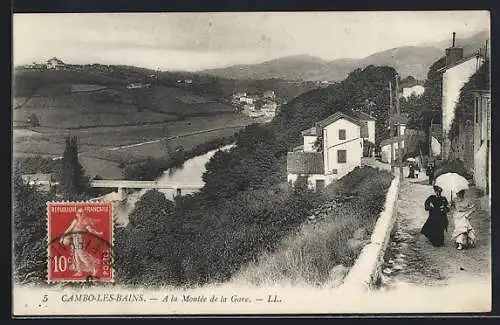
[14,113,253,179]
[13,68,257,179]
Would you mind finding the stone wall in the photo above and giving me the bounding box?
[339,174,400,291]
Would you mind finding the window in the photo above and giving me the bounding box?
[339,129,346,140]
[475,96,480,123]
[360,122,369,138]
[337,150,347,163]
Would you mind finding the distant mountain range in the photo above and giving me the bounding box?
[201,30,489,81]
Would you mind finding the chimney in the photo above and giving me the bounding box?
[445,32,464,66]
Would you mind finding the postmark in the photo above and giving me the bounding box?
[47,202,114,283]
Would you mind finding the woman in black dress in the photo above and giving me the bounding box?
[421,185,450,247]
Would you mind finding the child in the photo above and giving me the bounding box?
[451,189,477,250]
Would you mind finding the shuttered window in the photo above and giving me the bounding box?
[337,150,347,163]
[481,97,488,142]
[339,129,346,140]
[360,122,369,138]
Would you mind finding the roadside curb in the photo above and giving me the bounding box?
[340,173,400,292]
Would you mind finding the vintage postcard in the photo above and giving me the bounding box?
[12,11,491,316]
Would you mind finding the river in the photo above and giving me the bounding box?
[104,144,235,226]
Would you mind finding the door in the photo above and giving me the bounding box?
[316,179,325,191]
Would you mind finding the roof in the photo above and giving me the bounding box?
[287,152,324,175]
[350,110,377,121]
[21,173,54,183]
[317,112,361,128]
[380,136,406,147]
[437,53,484,73]
[48,57,64,64]
[389,113,409,125]
[301,127,318,136]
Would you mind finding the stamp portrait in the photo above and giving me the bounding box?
[47,202,113,283]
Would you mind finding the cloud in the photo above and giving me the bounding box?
[13,12,490,70]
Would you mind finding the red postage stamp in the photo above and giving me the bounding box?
[47,202,114,283]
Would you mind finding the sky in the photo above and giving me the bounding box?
[13,11,490,71]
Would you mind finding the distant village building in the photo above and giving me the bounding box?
[287,111,368,190]
[126,83,151,89]
[402,85,425,98]
[46,57,65,70]
[380,136,406,164]
[239,96,254,105]
[21,173,57,191]
[429,123,443,158]
[472,90,491,196]
[243,103,256,112]
[232,92,247,99]
[263,90,276,100]
[438,33,485,160]
[379,114,409,163]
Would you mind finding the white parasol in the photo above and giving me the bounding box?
[406,157,416,162]
[434,172,470,202]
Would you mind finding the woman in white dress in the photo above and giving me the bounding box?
[451,190,477,250]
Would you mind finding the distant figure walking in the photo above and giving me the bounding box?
[426,162,435,185]
[407,162,416,178]
[451,189,477,250]
[421,185,450,247]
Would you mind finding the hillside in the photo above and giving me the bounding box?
[201,30,489,81]
[271,65,399,150]
[12,65,318,129]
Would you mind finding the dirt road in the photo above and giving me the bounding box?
[381,175,491,298]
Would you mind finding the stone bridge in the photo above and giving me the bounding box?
[90,180,204,200]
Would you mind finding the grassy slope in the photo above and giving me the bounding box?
[233,166,394,287]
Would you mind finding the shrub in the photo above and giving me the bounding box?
[435,158,473,180]
[233,166,393,286]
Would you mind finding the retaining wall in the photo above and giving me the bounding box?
[340,173,401,291]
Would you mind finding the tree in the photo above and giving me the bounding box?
[12,166,52,284]
[59,135,89,199]
[114,190,184,285]
[272,65,398,148]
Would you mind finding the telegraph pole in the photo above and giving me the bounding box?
[395,75,404,180]
[389,81,395,173]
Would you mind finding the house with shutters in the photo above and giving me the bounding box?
[472,89,491,196]
[438,33,485,161]
[287,111,372,190]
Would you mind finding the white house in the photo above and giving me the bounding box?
[239,97,254,105]
[380,136,405,164]
[21,173,57,191]
[46,57,64,70]
[350,110,377,145]
[473,90,491,196]
[127,83,151,89]
[402,85,425,98]
[287,112,364,190]
[263,90,276,100]
[438,36,485,159]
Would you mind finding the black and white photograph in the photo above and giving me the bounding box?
[11,11,491,315]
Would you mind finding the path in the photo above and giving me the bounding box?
[381,174,491,293]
